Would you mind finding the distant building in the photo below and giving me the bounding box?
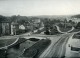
[11,22,19,35]
[41,22,44,27]
[19,25,25,30]
[34,19,41,23]
[33,19,42,29]
[72,18,80,23]
[1,20,19,35]
[0,23,2,36]
[1,21,11,35]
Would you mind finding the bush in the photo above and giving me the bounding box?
[75,22,80,29]
[44,30,50,35]
[29,38,40,41]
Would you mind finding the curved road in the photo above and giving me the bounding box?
[38,26,75,58]
[0,26,75,58]
[55,25,74,33]
[39,33,73,58]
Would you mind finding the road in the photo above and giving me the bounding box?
[39,33,72,58]
[65,33,80,58]
[0,32,73,58]
[0,26,75,58]
[55,25,66,33]
[0,27,44,40]
[67,27,74,33]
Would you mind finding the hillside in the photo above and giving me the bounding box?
[72,14,80,18]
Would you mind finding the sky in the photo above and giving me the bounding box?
[0,0,80,16]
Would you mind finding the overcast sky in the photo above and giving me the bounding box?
[0,0,80,16]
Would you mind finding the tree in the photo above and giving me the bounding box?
[75,22,80,29]
[44,29,50,35]
[69,20,72,23]
[0,15,6,22]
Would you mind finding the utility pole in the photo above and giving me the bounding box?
[64,19,67,28]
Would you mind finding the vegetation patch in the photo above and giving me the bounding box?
[29,38,40,42]
[69,29,80,33]
[0,38,17,58]
[0,38,17,48]
[7,40,36,58]
[21,39,51,58]
[59,27,72,32]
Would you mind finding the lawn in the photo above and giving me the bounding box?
[0,38,17,58]
[0,35,51,58]
[0,38,17,48]
[69,29,80,33]
[59,27,72,32]
[7,40,36,58]
[21,39,51,58]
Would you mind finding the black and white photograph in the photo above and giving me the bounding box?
[0,0,80,58]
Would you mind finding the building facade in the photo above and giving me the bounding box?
[1,22,11,35]
[11,22,19,35]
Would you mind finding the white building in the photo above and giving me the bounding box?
[72,18,80,23]
[19,25,25,30]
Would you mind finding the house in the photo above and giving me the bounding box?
[72,18,80,23]
[19,25,25,30]
[32,19,42,29]
[1,20,11,35]
[11,22,19,35]
[0,23,2,36]
[1,19,19,36]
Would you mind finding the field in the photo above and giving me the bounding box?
[0,38,17,47]
[7,40,36,58]
[59,27,72,32]
[69,29,80,33]
[21,39,51,58]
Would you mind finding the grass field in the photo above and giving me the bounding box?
[7,40,36,58]
[69,29,80,33]
[21,39,51,58]
[59,27,72,32]
[0,38,17,47]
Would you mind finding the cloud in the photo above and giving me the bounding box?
[0,0,80,16]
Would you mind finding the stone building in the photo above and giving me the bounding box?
[11,22,19,35]
[1,20,19,35]
[1,21,11,35]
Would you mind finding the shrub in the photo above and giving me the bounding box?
[29,38,40,41]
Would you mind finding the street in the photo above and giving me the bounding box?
[0,26,79,58]
[39,33,72,58]
[0,0,80,58]
[65,32,80,58]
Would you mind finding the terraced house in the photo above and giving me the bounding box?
[1,20,11,35]
[1,20,19,36]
